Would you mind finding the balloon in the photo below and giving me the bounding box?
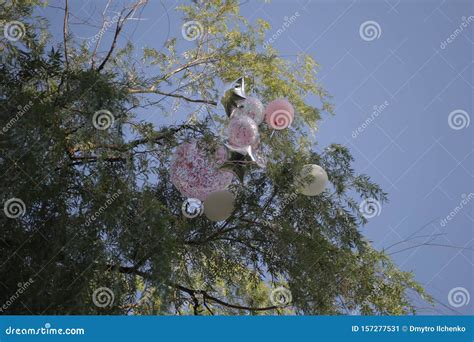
[232,97,265,124]
[171,140,234,201]
[203,190,235,221]
[227,115,260,148]
[265,99,294,130]
[221,77,246,117]
[295,164,328,196]
[181,198,203,218]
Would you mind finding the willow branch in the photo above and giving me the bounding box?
[104,264,280,312]
[128,88,217,105]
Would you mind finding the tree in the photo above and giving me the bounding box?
[0,0,429,315]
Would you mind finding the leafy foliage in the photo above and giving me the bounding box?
[0,0,430,315]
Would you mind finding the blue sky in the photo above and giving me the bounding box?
[40,0,473,315]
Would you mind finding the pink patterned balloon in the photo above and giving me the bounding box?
[232,97,265,124]
[170,140,233,201]
[265,99,294,130]
[228,116,260,148]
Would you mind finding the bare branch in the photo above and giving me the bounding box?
[128,88,217,105]
[97,0,147,71]
[63,0,69,68]
[91,0,112,68]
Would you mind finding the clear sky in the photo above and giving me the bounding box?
[40,0,473,315]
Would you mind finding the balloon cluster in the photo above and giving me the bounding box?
[171,77,327,221]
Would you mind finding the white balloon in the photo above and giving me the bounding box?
[203,191,235,221]
[296,164,328,196]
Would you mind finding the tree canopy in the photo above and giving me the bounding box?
[0,0,429,315]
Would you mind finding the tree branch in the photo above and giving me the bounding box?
[128,88,217,106]
[63,0,69,69]
[104,264,281,312]
[97,0,147,71]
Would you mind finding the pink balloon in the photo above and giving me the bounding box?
[232,97,265,124]
[170,140,233,201]
[265,99,294,130]
[227,115,260,148]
